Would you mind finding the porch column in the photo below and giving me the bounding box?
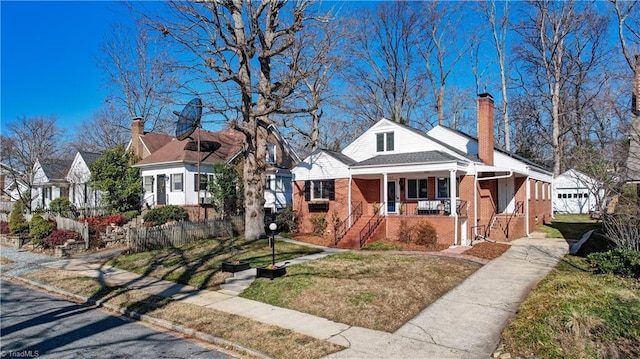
[383,173,388,215]
[449,169,457,216]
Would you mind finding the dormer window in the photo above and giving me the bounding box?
[266,143,276,164]
[376,132,394,152]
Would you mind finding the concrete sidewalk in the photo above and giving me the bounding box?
[1,237,568,358]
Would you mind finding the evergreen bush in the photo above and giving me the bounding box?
[587,249,640,279]
[30,214,55,245]
[8,201,29,235]
[49,197,76,218]
[143,205,189,225]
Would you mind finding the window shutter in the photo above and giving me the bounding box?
[327,179,335,200]
[304,180,311,201]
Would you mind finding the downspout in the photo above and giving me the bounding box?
[525,175,530,237]
[348,172,352,227]
[473,168,514,239]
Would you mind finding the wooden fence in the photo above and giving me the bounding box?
[128,218,234,253]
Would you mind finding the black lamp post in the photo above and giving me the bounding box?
[269,222,277,267]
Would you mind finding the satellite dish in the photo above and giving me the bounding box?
[184,140,222,153]
[175,98,203,141]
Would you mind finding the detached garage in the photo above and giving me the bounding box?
[553,169,604,214]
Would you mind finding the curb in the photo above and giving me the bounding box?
[1,274,273,359]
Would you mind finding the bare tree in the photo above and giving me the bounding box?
[339,2,427,128]
[611,0,640,73]
[145,0,324,240]
[72,100,131,152]
[277,13,341,153]
[479,0,512,151]
[418,2,471,126]
[98,19,178,134]
[1,116,64,211]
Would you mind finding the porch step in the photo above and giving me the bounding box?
[336,215,375,250]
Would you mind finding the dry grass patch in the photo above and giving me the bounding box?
[241,252,481,332]
[502,256,640,358]
[0,257,14,265]
[23,269,343,359]
[109,237,322,290]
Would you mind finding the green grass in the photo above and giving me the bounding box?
[537,214,603,240]
[108,237,322,290]
[361,241,403,251]
[502,256,640,358]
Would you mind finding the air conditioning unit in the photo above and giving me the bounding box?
[200,197,213,204]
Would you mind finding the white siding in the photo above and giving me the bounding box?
[342,119,434,162]
[292,151,350,181]
[427,126,478,155]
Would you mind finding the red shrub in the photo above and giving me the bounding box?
[106,214,128,226]
[44,229,81,248]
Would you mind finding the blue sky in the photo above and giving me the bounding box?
[1,1,130,136]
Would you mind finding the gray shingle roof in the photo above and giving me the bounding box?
[353,151,459,167]
[41,159,73,181]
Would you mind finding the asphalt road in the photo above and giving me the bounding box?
[0,279,236,359]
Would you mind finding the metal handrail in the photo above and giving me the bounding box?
[334,201,363,246]
[359,211,384,249]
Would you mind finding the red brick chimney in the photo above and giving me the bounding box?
[131,117,144,159]
[477,93,495,166]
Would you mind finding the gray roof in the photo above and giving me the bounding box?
[353,151,459,167]
[323,149,358,166]
[79,151,102,166]
[40,159,73,181]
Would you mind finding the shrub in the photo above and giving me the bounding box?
[0,221,9,234]
[587,249,640,279]
[310,213,327,236]
[275,206,298,233]
[44,229,81,248]
[121,210,140,221]
[106,214,128,226]
[397,219,413,243]
[413,221,438,248]
[9,201,29,235]
[30,214,55,245]
[143,205,189,225]
[49,197,76,218]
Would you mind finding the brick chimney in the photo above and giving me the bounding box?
[131,117,144,159]
[477,93,495,166]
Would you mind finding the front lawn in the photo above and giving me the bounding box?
[109,237,322,290]
[241,252,481,332]
[536,214,614,254]
[502,256,640,358]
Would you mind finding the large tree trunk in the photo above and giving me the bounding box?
[242,124,268,240]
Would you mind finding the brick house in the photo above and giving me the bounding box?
[291,94,553,249]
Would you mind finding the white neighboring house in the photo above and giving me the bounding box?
[553,169,604,214]
[66,151,104,211]
[31,158,73,210]
[1,162,29,212]
[130,123,299,219]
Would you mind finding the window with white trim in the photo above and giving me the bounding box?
[304,179,335,201]
[376,132,394,152]
[171,173,183,192]
[275,175,291,192]
[143,176,154,193]
[436,177,449,198]
[406,178,428,199]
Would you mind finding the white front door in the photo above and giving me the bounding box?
[497,177,515,214]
